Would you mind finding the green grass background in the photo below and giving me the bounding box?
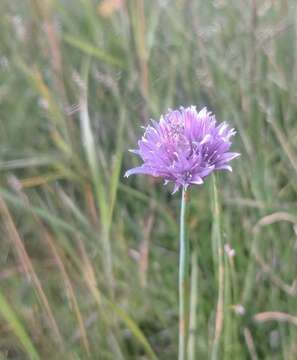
[1,0,297,359]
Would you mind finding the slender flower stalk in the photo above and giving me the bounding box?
[179,187,188,360]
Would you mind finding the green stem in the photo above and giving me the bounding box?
[211,175,224,360]
[188,248,198,360]
[179,187,189,360]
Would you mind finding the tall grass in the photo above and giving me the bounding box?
[1,0,297,358]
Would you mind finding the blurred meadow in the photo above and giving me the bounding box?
[1,0,297,359]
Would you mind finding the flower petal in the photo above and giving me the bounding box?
[216,165,233,172]
[124,166,154,178]
[172,183,180,194]
[219,152,241,162]
[190,175,204,185]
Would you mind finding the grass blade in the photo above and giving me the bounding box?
[64,35,124,68]
[210,175,224,360]
[0,291,40,360]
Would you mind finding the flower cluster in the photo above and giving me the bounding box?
[125,106,240,193]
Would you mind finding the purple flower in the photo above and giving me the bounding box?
[125,106,240,193]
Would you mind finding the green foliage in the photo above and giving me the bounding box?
[0,0,297,358]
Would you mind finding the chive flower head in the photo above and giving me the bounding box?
[125,106,240,193]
